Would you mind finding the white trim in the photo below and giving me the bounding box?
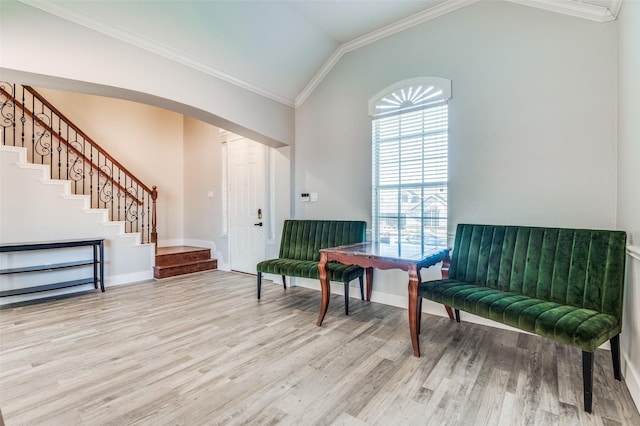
[295,0,475,107]
[623,352,640,413]
[19,0,620,109]
[267,148,276,243]
[157,238,185,248]
[261,273,285,286]
[106,270,154,286]
[508,0,620,22]
[18,0,294,107]
[627,245,640,261]
[368,76,452,117]
[609,0,623,18]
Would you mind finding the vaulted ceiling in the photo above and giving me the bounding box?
[19,0,622,108]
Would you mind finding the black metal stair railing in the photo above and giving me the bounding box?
[0,82,158,245]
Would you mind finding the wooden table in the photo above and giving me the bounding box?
[317,242,450,357]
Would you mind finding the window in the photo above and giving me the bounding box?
[370,77,450,247]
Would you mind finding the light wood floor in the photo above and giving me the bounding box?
[1,270,638,425]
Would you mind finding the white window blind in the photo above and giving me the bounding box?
[371,78,450,246]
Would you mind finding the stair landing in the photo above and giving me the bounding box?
[154,246,218,279]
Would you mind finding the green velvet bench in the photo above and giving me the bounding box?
[420,224,627,413]
[257,220,367,315]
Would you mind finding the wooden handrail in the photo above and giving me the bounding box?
[1,82,159,245]
[0,86,143,206]
[24,86,154,195]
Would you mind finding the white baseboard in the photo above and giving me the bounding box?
[157,238,185,247]
[623,347,640,411]
[105,270,153,286]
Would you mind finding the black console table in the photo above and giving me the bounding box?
[0,238,105,297]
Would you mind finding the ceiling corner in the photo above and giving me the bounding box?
[509,0,621,22]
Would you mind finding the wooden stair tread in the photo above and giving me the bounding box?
[156,246,210,256]
[154,246,217,279]
[155,246,212,267]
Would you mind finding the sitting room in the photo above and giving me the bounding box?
[1,0,639,424]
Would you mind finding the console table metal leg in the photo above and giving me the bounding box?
[93,243,99,290]
[99,240,105,292]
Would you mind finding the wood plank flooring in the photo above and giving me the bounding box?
[0,270,638,425]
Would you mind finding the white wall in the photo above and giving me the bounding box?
[0,0,294,148]
[34,88,185,244]
[267,146,292,260]
[617,0,640,410]
[182,119,291,271]
[0,145,155,303]
[294,1,618,297]
[182,117,226,263]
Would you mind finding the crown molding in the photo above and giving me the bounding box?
[608,0,624,18]
[508,0,621,22]
[18,0,621,111]
[18,0,295,107]
[295,0,621,107]
[295,0,478,108]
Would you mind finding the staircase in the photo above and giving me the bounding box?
[1,82,217,290]
[154,246,218,279]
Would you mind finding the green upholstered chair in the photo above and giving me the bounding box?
[421,224,627,413]
[257,220,367,315]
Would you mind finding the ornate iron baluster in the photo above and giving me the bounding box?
[89,145,94,206]
[1,82,159,247]
[0,83,16,145]
[117,169,122,221]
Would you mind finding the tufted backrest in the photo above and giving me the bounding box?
[279,220,366,262]
[449,224,627,317]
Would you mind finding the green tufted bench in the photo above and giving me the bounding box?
[257,220,367,315]
[420,224,627,413]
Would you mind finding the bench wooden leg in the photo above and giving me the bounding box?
[582,351,594,413]
[611,335,622,381]
[257,272,262,299]
[444,305,455,320]
[282,275,287,289]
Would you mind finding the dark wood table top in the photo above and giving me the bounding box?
[320,242,449,269]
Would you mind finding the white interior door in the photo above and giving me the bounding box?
[229,138,266,274]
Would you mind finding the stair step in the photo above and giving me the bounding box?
[153,259,218,279]
[155,246,211,267]
[154,246,217,279]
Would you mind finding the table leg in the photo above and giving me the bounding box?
[441,255,454,319]
[365,267,373,301]
[416,267,422,335]
[317,252,331,326]
[408,265,421,357]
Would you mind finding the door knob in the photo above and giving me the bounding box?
[254,222,263,226]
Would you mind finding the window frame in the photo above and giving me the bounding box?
[369,77,451,246]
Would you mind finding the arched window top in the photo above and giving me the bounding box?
[368,77,451,118]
